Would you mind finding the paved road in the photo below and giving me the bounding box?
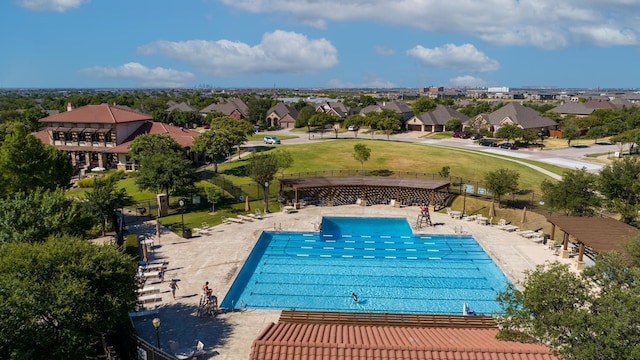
[247,129,617,176]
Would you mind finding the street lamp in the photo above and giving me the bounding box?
[179,199,185,237]
[264,181,270,213]
[152,317,161,349]
[462,187,467,216]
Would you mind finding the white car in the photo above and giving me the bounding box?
[348,125,359,131]
[264,136,281,144]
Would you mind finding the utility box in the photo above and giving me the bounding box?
[182,228,192,239]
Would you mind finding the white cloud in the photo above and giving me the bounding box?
[449,75,488,88]
[17,0,88,12]
[79,62,195,88]
[406,43,499,73]
[137,30,338,76]
[571,26,637,47]
[218,0,640,48]
[375,46,395,56]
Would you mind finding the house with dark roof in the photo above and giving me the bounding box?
[315,101,351,118]
[549,102,595,118]
[467,102,557,134]
[35,103,199,172]
[266,103,298,128]
[166,101,199,113]
[406,105,469,132]
[200,98,249,119]
[360,101,414,123]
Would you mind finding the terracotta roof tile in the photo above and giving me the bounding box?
[249,323,561,360]
[39,104,152,124]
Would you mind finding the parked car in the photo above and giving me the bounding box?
[453,131,469,139]
[479,140,498,147]
[264,136,281,144]
[469,133,482,140]
[348,125,359,131]
[498,142,518,150]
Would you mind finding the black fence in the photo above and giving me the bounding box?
[133,335,177,360]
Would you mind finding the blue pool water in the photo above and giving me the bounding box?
[221,217,510,315]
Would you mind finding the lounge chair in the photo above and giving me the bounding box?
[516,230,536,237]
[462,214,477,221]
[497,224,519,232]
[227,217,244,223]
[238,215,254,222]
[248,212,263,220]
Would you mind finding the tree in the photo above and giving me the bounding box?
[411,97,436,114]
[562,121,581,146]
[599,157,640,223]
[246,153,279,212]
[295,105,316,128]
[495,124,524,142]
[274,149,294,177]
[364,111,380,139]
[438,166,450,178]
[484,168,519,205]
[85,177,132,235]
[308,113,336,139]
[128,134,183,163]
[343,115,364,138]
[0,237,138,359]
[541,168,600,216]
[376,109,403,140]
[444,117,462,132]
[0,189,90,245]
[586,126,606,144]
[0,123,73,196]
[203,184,224,213]
[247,97,275,128]
[192,128,235,172]
[135,152,196,197]
[497,256,640,359]
[210,116,253,159]
[352,143,371,171]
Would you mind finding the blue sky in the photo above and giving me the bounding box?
[1,0,639,89]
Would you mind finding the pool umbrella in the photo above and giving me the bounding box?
[489,200,496,218]
[521,206,528,224]
[245,195,251,212]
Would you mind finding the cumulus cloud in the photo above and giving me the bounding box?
[571,26,637,47]
[406,43,500,73]
[374,46,395,56]
[449,75,488,88]
[79,62,195,88]
[17,0,88,12]
[137,30,338,76]
[218,0,640,48]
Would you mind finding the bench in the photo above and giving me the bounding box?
[138,294,162,304]
[137,286,159,295]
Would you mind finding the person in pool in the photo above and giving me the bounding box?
[352,292,358,302]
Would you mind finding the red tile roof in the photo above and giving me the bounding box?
[32,130,51,144]
[249,322,561,360]
[39,104,152,124]
[105,121,200,153]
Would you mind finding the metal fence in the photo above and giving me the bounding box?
[134,335,177,360]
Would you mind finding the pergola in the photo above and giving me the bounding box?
[279,177,451,209]
[546,216,639,269]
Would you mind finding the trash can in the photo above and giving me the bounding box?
[182,227,192,239]
[543,234,550,245]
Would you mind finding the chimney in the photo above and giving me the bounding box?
[67,103,75,112]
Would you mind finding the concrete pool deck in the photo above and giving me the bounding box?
[131,204,578,360]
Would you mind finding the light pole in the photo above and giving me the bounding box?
[538,128,545,149]
[152,317,161,349]
[179,199,185,237]
[462,187,467,216]
[264,181,270,213]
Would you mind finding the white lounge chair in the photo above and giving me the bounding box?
[238,215,254,222]
[497,224,519,232]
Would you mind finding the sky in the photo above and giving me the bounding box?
[1,0,640,90]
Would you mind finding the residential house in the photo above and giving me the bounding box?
[166,102,199,113]
[466,102,557,134]
[406,105,469,132]
[360,100,414,123]
[200,98,249,119]
[35,103,199,172]
[315,101,351,118]
[266,103,298,128]
[549,102,595,118]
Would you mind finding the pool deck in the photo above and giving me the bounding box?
[130,205,578,360]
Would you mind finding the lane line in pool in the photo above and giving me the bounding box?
[381,236,391,238]
[342,255,353,258]
[301,246,312,249]
[407,256,418,260]
[385,256,397,259]
[345,247,354,250]
[320,255,331,258]
[404,241,414,244]
[365,248,375,251]
[323,246,334,250]
[429,257,442,260]
[303,234,314,237]
[385,248,396,251]
[361,235,372,238]
[304,240,316,243]
[345,240,355,243]
[400,236,411,238]
[364,240,374,243]
[342,235,352,238]
[296,254,309,257]
[363,256,375,258]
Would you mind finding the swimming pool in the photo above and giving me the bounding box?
[221,217,510,315]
